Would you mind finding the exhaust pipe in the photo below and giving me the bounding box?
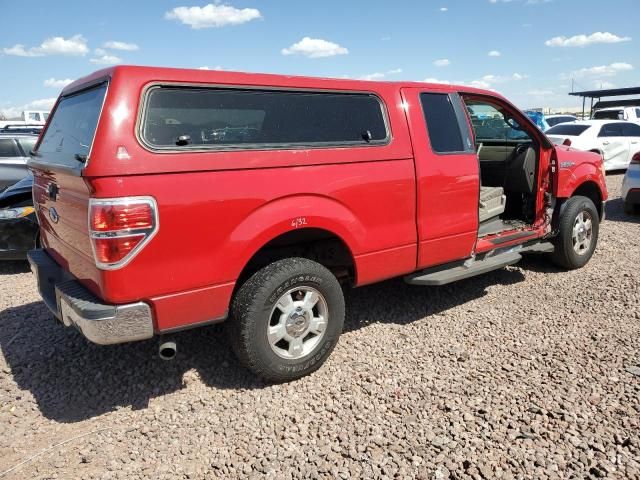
[158,339,177,361]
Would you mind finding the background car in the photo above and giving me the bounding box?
[0,172,38,259]
[546,120,640,171]
[622,152,640,214]
[0,129,39,191]
[524,110,550,131]
[592,106,640,124]
[546,114,578,127]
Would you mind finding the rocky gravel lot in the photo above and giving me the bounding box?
[0,173,638,480]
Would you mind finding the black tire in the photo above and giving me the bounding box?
[551,196,599,270]
[228,257,345,382]
[624,201,637,215]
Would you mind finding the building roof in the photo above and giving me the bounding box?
[569,87,640,98]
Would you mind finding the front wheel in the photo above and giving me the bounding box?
[550,196,599,269]
[228,257,345,382]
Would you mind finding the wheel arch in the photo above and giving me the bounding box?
[229,195,364,288]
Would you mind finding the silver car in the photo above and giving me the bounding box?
[622,152,640,214]
[0,131,39,191]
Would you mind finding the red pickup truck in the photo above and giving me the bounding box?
[27,66,607,381]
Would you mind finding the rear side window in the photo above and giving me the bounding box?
[598,123,625,137]
[546,124,590,136]
[622,122,640,136]
[16,137,37,156]
[36,84,107,167]
[420,93,468,153]
[0,139,20,157]
[141,87,388,150]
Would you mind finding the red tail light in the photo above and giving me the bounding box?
[631,152,640,165]
[89,197,158,269]
[562,138,572,147]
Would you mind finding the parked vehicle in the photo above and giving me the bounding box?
[524,110,550,131]
[546,114,578,127]
[546,120,640,171]
[592,106,640,123]
[1,124,44,135]
[0,131,39,191]
[622,152,640,214]
[0,173,38,259]
[27,66,607,381]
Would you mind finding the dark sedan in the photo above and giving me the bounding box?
[0,173,38,260]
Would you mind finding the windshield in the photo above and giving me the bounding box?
[546,124,591,136]
[593,110,623,120]
[36,84,107,167]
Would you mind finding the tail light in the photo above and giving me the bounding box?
[562,138,572,147]
[631,152,640,165]
[88,197,158,269]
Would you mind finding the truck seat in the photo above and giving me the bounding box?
[479,186,506,223]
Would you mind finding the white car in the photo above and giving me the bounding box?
[592,106,640,124]
[546,114,578,127]
[622,152,640,214]
[546,120,640,171]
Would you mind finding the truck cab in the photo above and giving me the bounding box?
[27,66,608,381]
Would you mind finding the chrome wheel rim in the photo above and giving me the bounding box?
[572,210,593,255]
[267,287,328,360]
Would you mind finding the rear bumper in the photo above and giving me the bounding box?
[27,249,154,345]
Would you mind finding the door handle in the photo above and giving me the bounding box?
[602,141,610,145]
[631,141,639,144]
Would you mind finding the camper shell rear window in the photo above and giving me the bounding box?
[139,86,389,151]
[35,84,107,168]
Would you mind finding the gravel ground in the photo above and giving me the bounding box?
[0,173,638,480]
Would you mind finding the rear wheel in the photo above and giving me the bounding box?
[228,257,345,382]
[551,196,599,269]
[624,200,638,215]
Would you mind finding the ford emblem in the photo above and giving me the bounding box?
[49,207,60,224]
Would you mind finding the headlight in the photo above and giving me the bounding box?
[0,206,35,219]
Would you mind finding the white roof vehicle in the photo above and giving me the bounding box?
[592,106,640,124]
[546,120,640,171]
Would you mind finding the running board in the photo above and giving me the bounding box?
[405,252,522,286]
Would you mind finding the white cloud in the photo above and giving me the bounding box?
[545,31,631,47]
[2,34,88,57]
[488,50,501,57]
[44,78,74,88]
[439,7,448,11]
[90,54,123,65]
[359,68,402,81]
[282,37,348,58]
[527,89,554,96]
[423,78,451,84]
[0,98,57,119]
[103,41,139,51]
[565,62,633,78]
[511,72,528,80]
[165,3,261,29]
[433,58,450,67]
[197,65,226,70]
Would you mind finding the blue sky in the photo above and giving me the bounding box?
[1,0,638,117]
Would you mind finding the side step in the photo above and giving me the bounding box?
[405,252,522,286]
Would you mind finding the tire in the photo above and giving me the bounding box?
[624,201,637,215]
[228,257,345,382]
[551,196,599,270]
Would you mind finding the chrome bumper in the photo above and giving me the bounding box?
[28,249,154,345]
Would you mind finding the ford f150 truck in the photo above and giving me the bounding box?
[27,66,607,381]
